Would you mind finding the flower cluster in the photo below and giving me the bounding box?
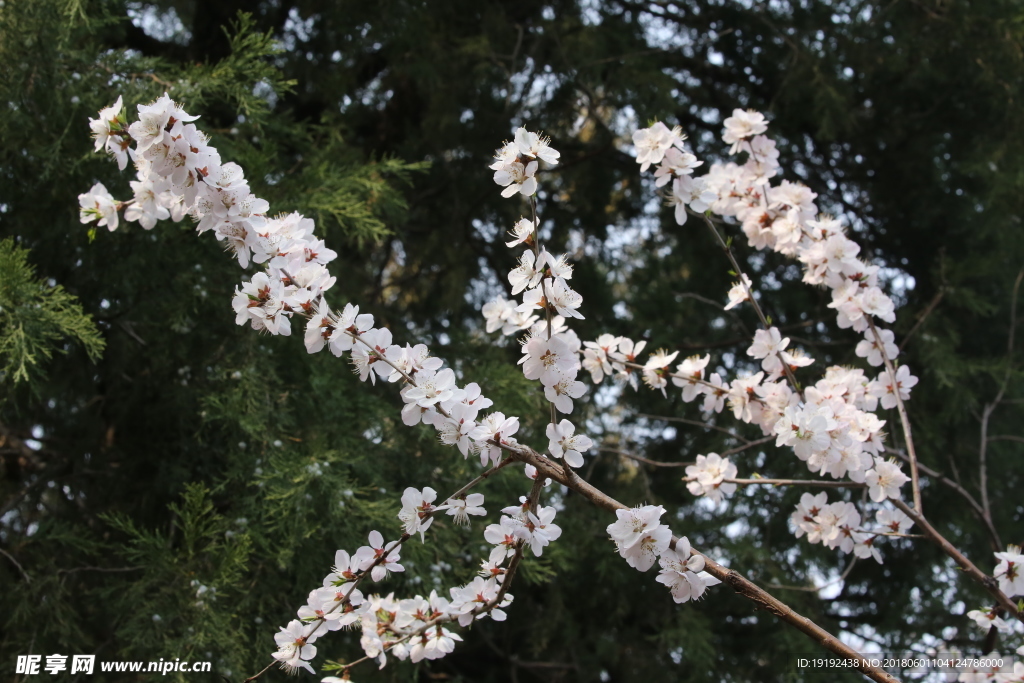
[82,95,578,677]
[80,93,1003,680]
[490,128,559,197]
[606,505,721,602]
[561,110,924,563]
[270,479,543,674]
[789,492,914,563]
[684,453,737,503]
[481,129,596,469]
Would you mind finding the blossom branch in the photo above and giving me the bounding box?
[867,317,922,514]
[499,441,899,683]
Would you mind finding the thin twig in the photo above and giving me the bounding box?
[637,413,751,443]
[686,477,867,489]
[599,447,692,468]
[0,547,31,583]
[767,556,857,593]
[720,435,775,457]
[986,434,1024,444]
[897,287,945,352]
[696,210,801,392]
[979,269,1023,525]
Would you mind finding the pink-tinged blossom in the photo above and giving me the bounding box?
[609,337,647,391]
[544,372,587,413]
[438,402,479,456]
[724,274,753,310]
[790,492,829,539]
[515,505,562,557]
[642,349,680,396]
[633,121,687,172]
[349,327,393,384]
[994,545,1024,597]
[272,619,318,675]
[667,175,717,225]
[727,372,764,422]
[747,327,790,376]
[470,412,520,466]
[868,365,918,410]
[519,334,579,386]
[78,182,119,231]
[304,305,336,354]
[582,333,621,383]
[656,539,721,603]
[966,608,1013,634]
[489,141,519,170]
[354,530,404,582]
[128,93,199,154]
[653,147,703,187]
[875,508,913,535]
[523,277,583,319]
[606,505,671,572]
[404,368,457,407]
[231,272,291,336]
[774,405,834,461]
[409,625,463,663]
[685,453,737,503]
[89,96,131,170]
[864,458,910,502]
[856,327,899,367]
[493,159,538,198]
[508,249,544,294]
[701,372,728,414]
[722,109,769,154]
[383,343,442,383]
[506,217,535,248]
[671,354,710,402]
[448,577,507,626]
[328,303,375,355]
[297,587,349,632]
[325,549,360,586]
[546,419,593,468]
[852,536,883,564]
[443,493,486,526]
[514,128,560,165]
[398,487,438,541]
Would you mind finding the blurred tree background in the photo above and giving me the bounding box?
[1,0,1022,681]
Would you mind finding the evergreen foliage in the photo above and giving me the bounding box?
[0,238,104,386]
[1,1,1022,682]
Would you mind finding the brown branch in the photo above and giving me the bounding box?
[897,287,945,352]
[720,435,775,457]
[891,499,1022,625]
